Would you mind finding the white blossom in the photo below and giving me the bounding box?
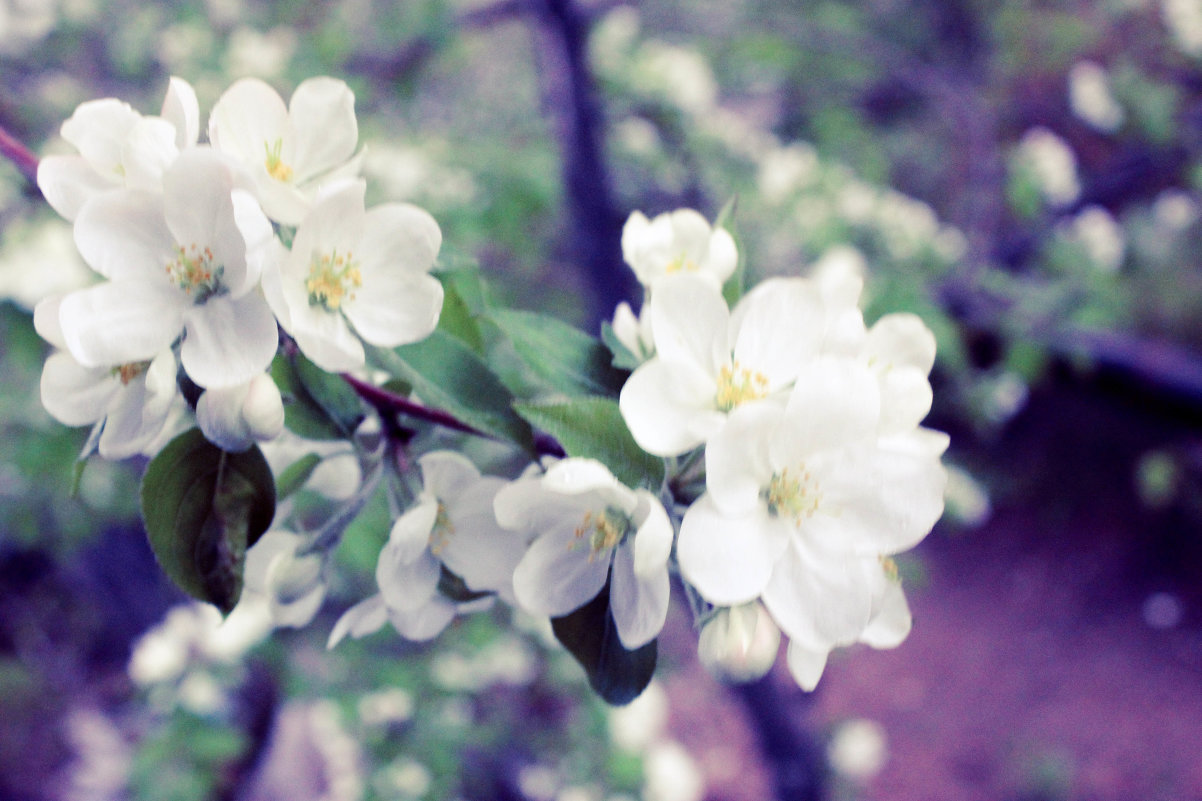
[620,208,737,289]
[263,178,443,372]
[208,76,362,225]
[495,458,673,650]
[196,372,285,451]
[696,602,781,683]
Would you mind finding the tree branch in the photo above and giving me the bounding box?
[0,122,39,185]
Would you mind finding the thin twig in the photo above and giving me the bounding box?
[341,372,489,438]
[0,122,39,184]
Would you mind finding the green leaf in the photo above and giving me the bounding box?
[274,452,322,500]
[490,309,628,397]
[370,330,534,450]
[141,428,277,613]
[514,397,664,491]
[436,272,486,353]
[714,196,745,308]
[551,582,657,706]
[271,352,366,440]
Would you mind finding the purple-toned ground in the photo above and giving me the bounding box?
[809,506,1202,801]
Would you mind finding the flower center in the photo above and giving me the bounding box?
[428,502,454,556]
[306,248,362,311]
[264,138,293,182]
[665,253,699,274]
[763,466,821,525]
[111,360,150,386]
[165,243,224,302]
[715,361,769,411]
[573,506,632,561]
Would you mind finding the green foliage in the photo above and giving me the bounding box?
[488,308,629,398]
[271,350,367,440]
[140,428,276,613]
[514,397,665,491]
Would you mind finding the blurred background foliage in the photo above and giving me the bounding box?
[3,0,1202,799]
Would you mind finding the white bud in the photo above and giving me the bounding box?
[697,602,781,683]
[241,373,284,442]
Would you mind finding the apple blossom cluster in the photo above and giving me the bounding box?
[34,76,443,458]
[30,77,947,702]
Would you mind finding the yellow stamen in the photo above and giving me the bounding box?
[264,138,293,182]
[165,243,223,300]
[112,361,151,386]
[665,254,699,274]
[764,466,821,525]
[715,361,769,411]
[428,503,454,556]
[306,248,362,310]
[572,507,632,561]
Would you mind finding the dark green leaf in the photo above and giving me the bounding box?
[141,428,276,613]
[489,309,629,398]
[370,330,534,450]
[551,582,657,706]
[436,564,493,603]
[514,397,664,491]
[271,352,366,440]
[436,272,486,353]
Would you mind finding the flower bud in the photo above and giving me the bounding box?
[241,373,284,442]
[697,602,780,683]
[196,373,283,451]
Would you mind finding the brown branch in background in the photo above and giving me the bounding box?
[341,373,487,438]
[0,122,39,184]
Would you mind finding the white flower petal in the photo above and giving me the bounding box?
[619,357,717,456]
[287,77,358,182]
[704,401,781,516]
[120,118,179,191]
[327,594,388,648]
[40,351,115,426]
[357,202,442,276]
[776,358,880,461]
[73,189,176,281]
[860,577,912,649]
[512,522,610,618]
[610,540,670,649]
[730,277,825,389]
[58,281,183,367]
[418,451,481,504]
[345,272,442,348]
[389,495,439,564]
[676,494,790,606]
[207,78,288,171]
[865,313,936,375]
[784,640,829,691]
[37,155,116,221]
[493,474,590,533]
[378,546,440,612]
[648,273,728,372]
[180,293,278,389]
[61,98,139,171]
[387,596,456,641]
[161,77,200,150]
[288,301,366,373]
[761,541,882,649]
[631,491,672,577]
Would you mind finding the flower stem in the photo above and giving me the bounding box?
[340,373,488,438]
[0,123,39,185]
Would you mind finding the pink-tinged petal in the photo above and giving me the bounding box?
[730,277,825,389]
[73,189,176,281]
[327,594,388,648]
[389,495,439,564]
[207,78,289,170]
[860,576,912,649]
[512,523,610,618]
[180,293,278,389]
[161,77,200,150]
[610,541,669,649]
[631,491,672,577]
[619,357,718,457]
[58,281,183,367]
[865,313,937,375]
[676,495,789,606]
[344,272,442,348]
[761,540,880,649]
[784,640,829,691]
[776,358,880,462]
[648,273,728,372]
[37,155,116,221]
[418,451,481,503]
[288,77,358,182]
[60,98,139,171]
[40,351,115,426]
[387,596,456,641]
[704,401,781,516]
[379,548,440,612]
